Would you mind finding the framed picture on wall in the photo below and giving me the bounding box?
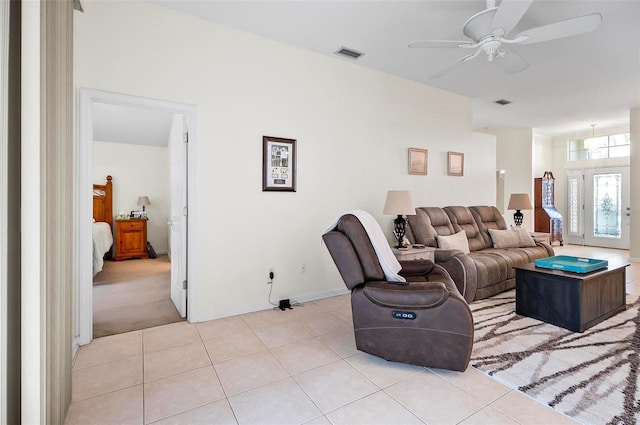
[408,148,428,175]
[447,151,464,176]
[262,136,297,192]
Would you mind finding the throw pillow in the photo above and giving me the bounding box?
[488,228,520,249]
[515,227,537,247]
[437,230,470,254]
[488,228,538,248]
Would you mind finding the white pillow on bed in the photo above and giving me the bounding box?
[437,230,470,254]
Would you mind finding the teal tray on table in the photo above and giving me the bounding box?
[534,255,608,273]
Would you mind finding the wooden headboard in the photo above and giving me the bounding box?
[93,175,113,227]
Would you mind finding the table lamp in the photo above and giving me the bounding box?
[383,190,416,248]
[507,193,532,228]
[137,196,151,217]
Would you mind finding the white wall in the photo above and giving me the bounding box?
[490,128,534,229]
[533,134,553,178]
[75,1,498,321]
[93,141,170,254]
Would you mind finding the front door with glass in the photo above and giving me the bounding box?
[566,166,630,249]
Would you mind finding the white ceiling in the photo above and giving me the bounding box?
[92,102,173,147]
[153,0,640,136]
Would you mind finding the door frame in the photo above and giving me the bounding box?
[76,88,197,348]
[0,1,8,421]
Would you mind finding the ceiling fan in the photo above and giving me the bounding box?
[409,0,602,79]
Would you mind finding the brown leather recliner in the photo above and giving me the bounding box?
[323,214,473,371]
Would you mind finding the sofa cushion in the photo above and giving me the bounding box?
[407,207,457,246]
[467,252,509,286]
[437,230,470,254]
[470,206,508,247]
[405,208,441,247]
[478,248,530,279]
[444,206,488,251]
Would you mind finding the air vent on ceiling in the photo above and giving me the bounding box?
[494,99,512,105]
[334,47,365,60]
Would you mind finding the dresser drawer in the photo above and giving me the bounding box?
[118,220,144,230]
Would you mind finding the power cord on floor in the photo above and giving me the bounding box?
[266,274,303,311]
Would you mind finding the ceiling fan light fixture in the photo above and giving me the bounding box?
[334,47,365,60]
[495,99,512,105]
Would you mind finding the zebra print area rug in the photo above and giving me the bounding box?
[470,290,640,425]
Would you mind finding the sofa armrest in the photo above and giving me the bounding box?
[433,249,464,262]
[535,240,555,256]
[432,250,478,303]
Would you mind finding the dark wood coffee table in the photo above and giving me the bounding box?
[514,261,628,332]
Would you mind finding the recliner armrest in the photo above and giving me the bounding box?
[362,280,449,309]
[398,259,435,276]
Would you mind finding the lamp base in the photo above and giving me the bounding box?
[513,210,523,228]
[393,215,407,248]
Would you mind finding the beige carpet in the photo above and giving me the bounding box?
[93,255,183,338]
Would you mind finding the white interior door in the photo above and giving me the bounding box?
[583,166,630,249]
[169,114,187,317]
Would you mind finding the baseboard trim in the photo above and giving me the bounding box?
[629,257,640,263]
[194,287,349,323]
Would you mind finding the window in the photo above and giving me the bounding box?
[568,133,630,161]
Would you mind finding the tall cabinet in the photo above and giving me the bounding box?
[534,171,563,245]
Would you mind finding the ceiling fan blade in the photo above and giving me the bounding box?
[490,0,534,35]
[515,13,602,45]
[428,54,475,79]
[409,40,474,48]
[494,49,529,74]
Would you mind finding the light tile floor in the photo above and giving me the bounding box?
[66,244,640,424]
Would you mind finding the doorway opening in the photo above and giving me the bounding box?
[77,89,196,347]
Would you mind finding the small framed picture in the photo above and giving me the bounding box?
[447,151,464,176]
[263,136,296,192]
[408,148,428,175]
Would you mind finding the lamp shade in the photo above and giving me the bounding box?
[137,196,151,207]
[383,190,416,216]
[507,193,532,210]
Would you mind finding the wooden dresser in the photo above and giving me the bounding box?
[114,218,148,261]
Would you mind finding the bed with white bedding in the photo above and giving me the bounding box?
[93,221,113,276]
[93,175,114,276]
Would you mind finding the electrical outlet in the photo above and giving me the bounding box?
[300,263,306,273]
[268,268,274,282]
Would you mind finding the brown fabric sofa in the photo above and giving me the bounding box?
[406,206,554,302]
[323,214,473,371]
